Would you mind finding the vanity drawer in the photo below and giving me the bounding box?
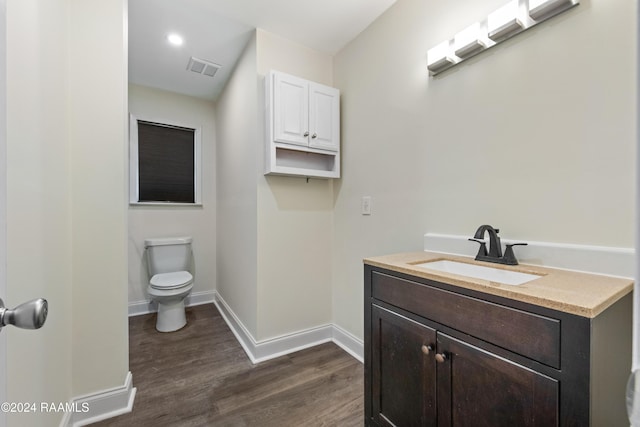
[371,271,560,368]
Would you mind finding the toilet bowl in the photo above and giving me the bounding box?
[145,237,194,332]
[148,271,193,332]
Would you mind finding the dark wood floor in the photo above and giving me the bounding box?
[93,304,364,426]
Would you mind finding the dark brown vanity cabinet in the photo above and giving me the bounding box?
[365,265,632,427]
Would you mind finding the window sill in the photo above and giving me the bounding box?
[129,202,203,207]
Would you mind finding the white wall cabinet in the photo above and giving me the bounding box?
[265,70,340,178]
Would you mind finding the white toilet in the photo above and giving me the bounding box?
[145,236,194,332]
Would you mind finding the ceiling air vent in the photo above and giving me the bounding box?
[186,57,221,78]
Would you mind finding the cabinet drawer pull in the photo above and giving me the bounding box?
[421,344,434,355]
[311,133,317,139]
[435,353,448,363]
[303,131,309,137]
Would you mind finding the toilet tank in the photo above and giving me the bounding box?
[144,237,192,276]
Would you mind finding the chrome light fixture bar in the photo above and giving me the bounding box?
[454,23,488,58]
[427,40,456,74]
[488,0,525,41]
[427,0,579,76]
[529,0,579,21]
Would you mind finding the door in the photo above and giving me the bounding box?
[372,305,437,427]
[436,333,559,427]
[273,71,309,147]
[0,1,7,424]
[308,82,340,152]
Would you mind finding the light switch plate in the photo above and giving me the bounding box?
[362,196,372,215]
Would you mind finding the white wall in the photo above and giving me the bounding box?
[332,0,636,339]
[256,30,333,85]
[216,29,336,343]
[216,33,259,337]
[128,84,217,307]
[255,30,334,340]
[68,0,129,398]
[5,0,129,424]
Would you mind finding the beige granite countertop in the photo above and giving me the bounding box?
[364,251,633,318]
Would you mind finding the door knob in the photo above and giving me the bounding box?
[435,352,448,363]
[0,298,48,332]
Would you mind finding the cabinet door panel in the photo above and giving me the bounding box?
[437,333,558,427]
[372,305,437,427]
[273,73,309,147]
[309,83,340,151]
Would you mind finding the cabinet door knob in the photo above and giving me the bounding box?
[311,133,317,139]
[303,131,309,137]
[421,344,434,355]
[435,353,448,363]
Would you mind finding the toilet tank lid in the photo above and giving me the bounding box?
[144,237,192,247]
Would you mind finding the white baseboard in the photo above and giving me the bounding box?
[424,232,635,278]
[128,298,155,317]
[214,293,364,364]
[332,324,364,363]
[59,371,136,427]
[128,290,216,317]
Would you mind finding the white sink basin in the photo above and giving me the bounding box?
[415,260,542,286]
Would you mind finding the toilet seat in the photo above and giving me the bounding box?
[150,271,193,290]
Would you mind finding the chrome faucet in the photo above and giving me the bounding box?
[469,225,527,265]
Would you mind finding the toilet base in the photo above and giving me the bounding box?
[156,299,187,332]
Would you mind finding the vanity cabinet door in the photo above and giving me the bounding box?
[436,333,559,427]
[372,305,437,427]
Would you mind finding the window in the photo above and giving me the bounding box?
[129,115,202,205]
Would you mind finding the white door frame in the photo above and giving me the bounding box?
[630,6,640,425]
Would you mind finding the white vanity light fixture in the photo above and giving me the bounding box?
[453,22,488,58]
[528,0,579,21]
[427,0,579,77]
[427,40,456,75]
[488,0,526,41]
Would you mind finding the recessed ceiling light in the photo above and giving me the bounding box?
[167,33,184,47]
